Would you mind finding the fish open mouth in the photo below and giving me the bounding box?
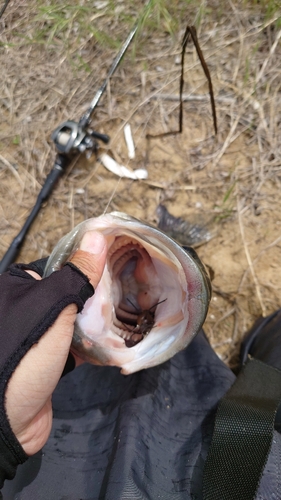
[107,235,168,347]
[44,212,211,373]
[73,226,188,361]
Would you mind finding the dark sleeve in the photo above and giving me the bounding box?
[0,433,27,489]
[0,261,94,489]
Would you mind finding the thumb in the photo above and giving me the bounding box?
[69,231,107,288]
[66,230,107,369]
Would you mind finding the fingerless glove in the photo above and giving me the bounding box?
[0,262,94,488]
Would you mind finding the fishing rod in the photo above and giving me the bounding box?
[0,13,141,274]
[0,0,10,19]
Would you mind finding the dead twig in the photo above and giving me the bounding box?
[146,25,217,139]
[237,196,266,317]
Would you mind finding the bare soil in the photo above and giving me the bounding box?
[1,1,281,365]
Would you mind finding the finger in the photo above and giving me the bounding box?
[25,270,42,280]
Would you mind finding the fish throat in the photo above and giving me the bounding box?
[108,235,162,346]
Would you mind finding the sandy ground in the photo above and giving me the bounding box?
[0,1,281,365]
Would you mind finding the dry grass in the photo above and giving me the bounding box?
[1,0,281,365]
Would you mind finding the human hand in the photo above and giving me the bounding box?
[4,231,107,457]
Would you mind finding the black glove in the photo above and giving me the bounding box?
[19,258,77,377]
[0,261,94,488]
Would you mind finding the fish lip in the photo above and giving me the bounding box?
[44,212,211,373]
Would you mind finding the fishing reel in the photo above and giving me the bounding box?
[52,120,110,158]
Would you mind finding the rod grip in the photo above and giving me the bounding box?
[39,163,63,202]
[0,242,20,274]
[0,155,71,274]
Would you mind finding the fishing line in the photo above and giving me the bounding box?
[102,177,122,216]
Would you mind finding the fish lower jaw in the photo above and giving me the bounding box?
[112,321,137,342]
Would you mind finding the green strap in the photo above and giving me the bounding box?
[203,358,281,500]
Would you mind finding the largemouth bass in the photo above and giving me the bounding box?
[44,212,211,374]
